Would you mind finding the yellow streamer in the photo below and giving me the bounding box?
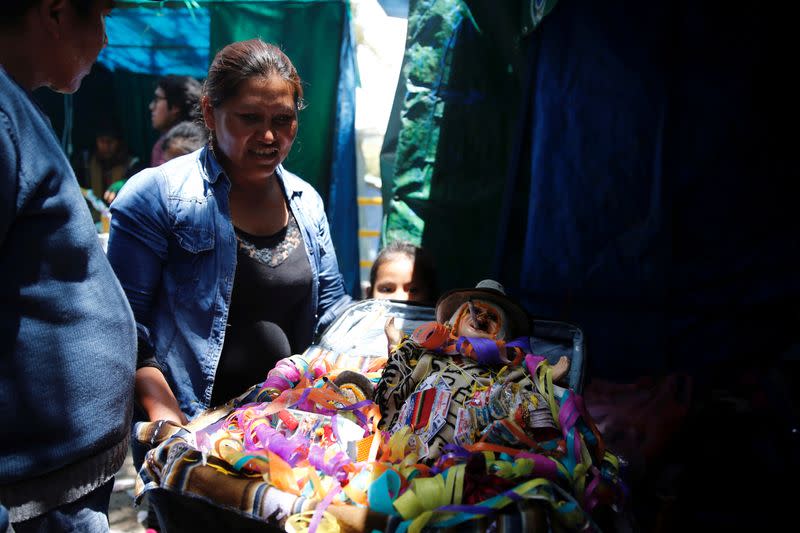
[285,511,340,533]
[423,477,553,532]
[443,464,465,505]
[394,475,447,520]
[534,361,560,426]
[603,451,620,470]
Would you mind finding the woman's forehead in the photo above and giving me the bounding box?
[237,75,293,96]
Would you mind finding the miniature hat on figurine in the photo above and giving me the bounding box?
[435,279,531,339]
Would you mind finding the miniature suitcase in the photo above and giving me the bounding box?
[136,299,609,533]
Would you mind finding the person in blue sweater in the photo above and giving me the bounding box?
[0,1,137,531]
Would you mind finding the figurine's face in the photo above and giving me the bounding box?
[451,299,508,340]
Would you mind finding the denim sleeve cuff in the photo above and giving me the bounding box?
[137,355,163,372]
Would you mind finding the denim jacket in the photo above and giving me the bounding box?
[108,147,351,418]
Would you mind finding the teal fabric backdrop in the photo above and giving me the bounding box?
[33,0,360,296]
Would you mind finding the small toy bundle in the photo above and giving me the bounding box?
[374,281,573,462]
[257,354,382,402]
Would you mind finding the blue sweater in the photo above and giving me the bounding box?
[0,67,137,521]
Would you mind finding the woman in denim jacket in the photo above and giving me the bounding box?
[107,39,351,424]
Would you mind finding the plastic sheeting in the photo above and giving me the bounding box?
[381,0,798,380]
[380,0,559,289]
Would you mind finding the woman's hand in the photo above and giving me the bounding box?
[103,179,126,204]
[135,366,189,425]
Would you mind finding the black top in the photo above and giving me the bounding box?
[211,210,312,405]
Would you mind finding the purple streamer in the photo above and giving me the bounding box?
[308,482,341,533]
[458,336,503,365]
[330,414,341,443]
[290,387,313,410]
[437,504,494,515]
[250,424,306,465]
[559,394,580,434]
[515,452,560,481]
[583,474,601,511]
[308,445,351,481]
[506,337,532,352]
[524,354,545,376]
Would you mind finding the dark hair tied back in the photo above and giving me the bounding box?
[203,39,305,111]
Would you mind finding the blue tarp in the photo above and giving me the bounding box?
[498,1,798,381]
[101,7,210,78]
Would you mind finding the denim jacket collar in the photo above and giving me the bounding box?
[201,145,225,185]
[200,145,303,202]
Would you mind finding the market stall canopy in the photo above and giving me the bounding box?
[37,0,360,297]
[99,2,210,78]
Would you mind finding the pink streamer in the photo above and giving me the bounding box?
[308,445,351,481]
[524,354,546,377]
[515,452,560,481]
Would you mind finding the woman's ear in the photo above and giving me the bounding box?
[39,0,69,38]
[200,96,215,130]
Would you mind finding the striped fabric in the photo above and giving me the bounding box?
[133,406,391,532]
[132,391,565,532]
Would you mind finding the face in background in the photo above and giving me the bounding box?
[95,134,119,161]
[202,75,298,186]
[370,253,432,303]
[162,140,186,162]
[150,87,180,132]
[49,0,113,93]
